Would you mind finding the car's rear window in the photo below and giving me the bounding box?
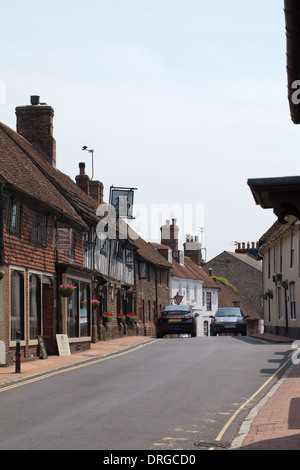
[215,308,242,317]
[163,310,191,315]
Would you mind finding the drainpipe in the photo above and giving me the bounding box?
[284,286,289,337]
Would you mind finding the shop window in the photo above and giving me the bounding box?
[29,273,42,339]
[66,278,91,338]
[80,282,90,337]
[10,270,24,340]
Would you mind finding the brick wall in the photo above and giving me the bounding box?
[204,252,263,315]
[1,192,86,359]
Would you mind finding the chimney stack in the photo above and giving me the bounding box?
[75,162,104,204]
[160,219,179,252]
[183,234,203,266]
[15,96,56,166]
[75,162,90,195]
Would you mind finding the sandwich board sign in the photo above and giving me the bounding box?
[56,334,71,356]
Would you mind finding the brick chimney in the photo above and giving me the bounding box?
[89,180,104,204]
[160,219,179,252]
[16,96,56,166]
[75,162,104,204]
[183,235,203,266]
[75,162,90,195]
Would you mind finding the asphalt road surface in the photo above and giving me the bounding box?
[0,336,292,450]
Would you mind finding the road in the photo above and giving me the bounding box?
[0,336,292,450]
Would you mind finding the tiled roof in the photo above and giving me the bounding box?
[259,215,297,252]
[124,223,171,268]
[0,122,87,229]
[171,255,218,289]
[0,122,99,226]
[225,251,262,272]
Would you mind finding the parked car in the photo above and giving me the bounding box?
[156,305,199,338]
[210,307,248,336]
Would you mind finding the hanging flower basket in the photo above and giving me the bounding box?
[280,280,288,290]
[261,289,273,300]
[59,284,76,298]
[91,299,100,310]
[117,313,126,324]
[128,313,137,323]
[103,312,113,324]
[0,271,4,281]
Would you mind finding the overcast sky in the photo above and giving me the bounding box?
[1,0,298,260]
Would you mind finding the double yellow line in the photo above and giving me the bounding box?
[0,339,158,394]
[214,352,294,445]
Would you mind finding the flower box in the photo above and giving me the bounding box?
[128,313,137,323]
[117,313,126,324]
[103,312,113,324]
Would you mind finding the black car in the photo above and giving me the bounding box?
[156,305,199,338]
[210,307,248,336]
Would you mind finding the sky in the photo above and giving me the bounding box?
[1,0,299,261]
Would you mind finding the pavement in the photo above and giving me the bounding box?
[0,333,299,450]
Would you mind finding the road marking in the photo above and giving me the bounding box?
[215,352,293,442]
[0,339,159,393]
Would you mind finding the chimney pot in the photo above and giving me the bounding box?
[79,162,86,175]
[30,95,40,105]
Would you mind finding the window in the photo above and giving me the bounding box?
[194,284,198,303]
[125,249,134,267]
[29,273,42,339]
[139,262,147,279]
[10,270,24,340]
[268,248,271,278]
[80,281,90,337]
[290,283,296,320]
[66,278,91,338]
[34,213,47,246]
[7,195,21,235]
[280,238,283,274]
[206,292,212,311]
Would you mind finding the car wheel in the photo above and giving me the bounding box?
[191,330,197,337]
[156,332,164,338]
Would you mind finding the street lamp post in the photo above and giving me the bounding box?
[82,146,94,180]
